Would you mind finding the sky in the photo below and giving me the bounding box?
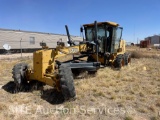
[0,0,160,43]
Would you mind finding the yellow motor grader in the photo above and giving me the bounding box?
[12,21,131,100]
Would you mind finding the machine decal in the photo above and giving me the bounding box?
[69,48,79,53]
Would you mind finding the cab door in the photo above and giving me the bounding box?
[110,27,123,53]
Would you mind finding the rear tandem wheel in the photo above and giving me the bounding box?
[12,63,29,90]
[114,54,125,69]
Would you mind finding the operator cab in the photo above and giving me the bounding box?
[83,21,123,54]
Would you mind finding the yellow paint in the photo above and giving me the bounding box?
[28,43,88,88]
[90,39,125,65]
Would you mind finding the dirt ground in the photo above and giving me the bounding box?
[0,47,160,120]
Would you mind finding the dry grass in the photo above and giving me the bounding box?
[131,50,160,59]
[127,46,160,59]
[0,46,160,119]
[124,116,134,120]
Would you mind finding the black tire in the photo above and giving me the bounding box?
[114,55,125,69]
[124,53,131,65]
[12,63,29,90]
[59,64,76,100]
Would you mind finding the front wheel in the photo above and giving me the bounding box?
[12,63,29,90]
[59,64,76,100]
[124,53,131,65]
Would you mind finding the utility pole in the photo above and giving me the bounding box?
[133,24,136,43]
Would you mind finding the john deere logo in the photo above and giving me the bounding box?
[69,48,78,53]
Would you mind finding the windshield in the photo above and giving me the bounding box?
[85,25,122,53]
[85,26,107,52]
[86,27,94,41]
[97,26,105,52]
[86,26,106,40]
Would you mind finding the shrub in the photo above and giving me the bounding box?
[131,51,143,58]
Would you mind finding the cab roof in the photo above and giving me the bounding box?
[83,21,119,27]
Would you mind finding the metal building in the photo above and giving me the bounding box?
[145,35,160,45]
[150,35,160,44]
[0,28,82,53]
[140,35,160,48]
